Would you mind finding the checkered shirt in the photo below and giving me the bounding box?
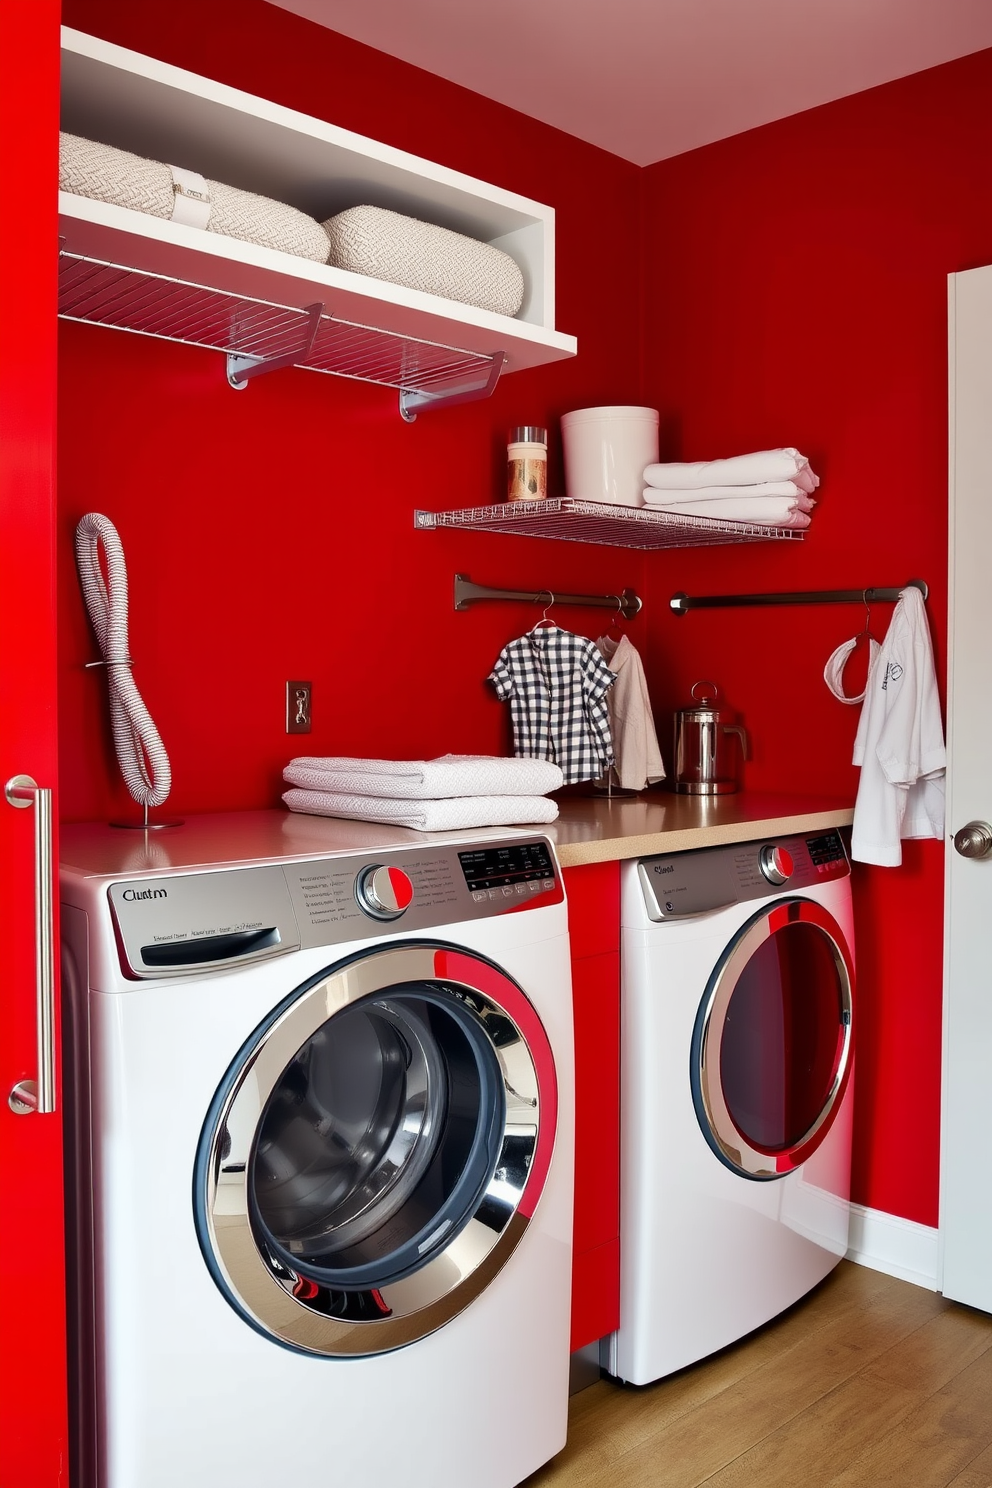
[489,626,616,784]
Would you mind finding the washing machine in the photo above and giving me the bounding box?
[59,811,574,1488]
[607,829,855,1386]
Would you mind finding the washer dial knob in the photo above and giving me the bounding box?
[758,845,794,886]
[355,864,414,919]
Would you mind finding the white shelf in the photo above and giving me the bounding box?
[58,28,577,401]
[414,499,806,550]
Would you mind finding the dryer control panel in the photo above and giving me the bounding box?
[106,836,563,977]
[637,830,849,922]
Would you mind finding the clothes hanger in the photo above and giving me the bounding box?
[530,590,557,630]
[604,596,626,643]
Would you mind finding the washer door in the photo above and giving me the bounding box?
[195,942,557,1356]
[691,898,854,1179]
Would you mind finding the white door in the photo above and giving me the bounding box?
[941,264,992,1310]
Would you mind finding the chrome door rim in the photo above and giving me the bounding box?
[195,941,557,1356]
[692,898,854,1180]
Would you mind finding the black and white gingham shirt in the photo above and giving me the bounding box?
[489,626,616,784]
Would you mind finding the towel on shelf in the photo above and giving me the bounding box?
[639,495,812,527]
[283,753,563,799]
[643,448,819,493]
[640,480,815,511]
[283,789,559,831]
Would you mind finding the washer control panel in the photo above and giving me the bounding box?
[638,830,848,922]
[106,836,563,977]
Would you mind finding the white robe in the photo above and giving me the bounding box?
[850,586,945,866]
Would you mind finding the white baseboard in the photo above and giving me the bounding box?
[846,1202,939,1291]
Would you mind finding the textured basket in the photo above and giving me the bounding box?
[322,204,525,318]
[59,132,330,264]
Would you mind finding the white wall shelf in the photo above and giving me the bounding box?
[58,28,576,411]
[414,499,806,550]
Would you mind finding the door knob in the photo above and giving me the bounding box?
[953,821,992,859]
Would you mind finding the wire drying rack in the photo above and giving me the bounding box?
[415,498,806,550]
[57,249,503,417]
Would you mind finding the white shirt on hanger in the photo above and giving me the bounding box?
[850,585,945,866]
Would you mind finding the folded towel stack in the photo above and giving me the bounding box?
[641,448,819,528]
[282,754,563,831]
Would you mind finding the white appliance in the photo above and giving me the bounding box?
[608,830,855,1386]
[60,811,574,1488]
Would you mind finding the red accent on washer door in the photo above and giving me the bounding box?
[432,949,558,1221]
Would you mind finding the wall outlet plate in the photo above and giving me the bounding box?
[286,680,312,733]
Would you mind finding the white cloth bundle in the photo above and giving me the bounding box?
[283,754,563,799]
[643,448,819,493]
[641,480,815,511]
[59,132,331,263]
[283,789,559,831]
[640,495,812,527]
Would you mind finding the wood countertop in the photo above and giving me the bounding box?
[548,791,854,867]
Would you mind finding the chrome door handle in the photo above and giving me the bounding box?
[953,820,992,860]
[5,774,56,1114]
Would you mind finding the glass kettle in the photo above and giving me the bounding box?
[672,681,749,795]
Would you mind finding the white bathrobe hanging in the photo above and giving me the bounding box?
[850,585,946,866]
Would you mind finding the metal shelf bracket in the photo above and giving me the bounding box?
[400,352,506,422]
[227,302,325,389]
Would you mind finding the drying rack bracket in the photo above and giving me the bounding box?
[227,302,325,389]
[454,573,642,619]
[670,578,928,616]
[399,352,506,422]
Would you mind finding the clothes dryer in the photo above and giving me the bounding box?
[60,811,574,1488]
[608,830,854,1386]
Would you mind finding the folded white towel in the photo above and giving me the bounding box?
[640,480,815,511]
[643,448,819,493]
[283,789,559,831]
[641,496,812,528]
[283,753,564,799]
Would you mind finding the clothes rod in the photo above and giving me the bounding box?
[455,573,642,619]
[670,578,928,616]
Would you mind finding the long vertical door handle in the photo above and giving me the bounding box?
[5,774,55,1114]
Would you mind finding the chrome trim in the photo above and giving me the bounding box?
[695,898,854,1178]
[200,942,547,1355]
[5,774,56,1114]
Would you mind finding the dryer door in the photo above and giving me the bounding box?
[691,898,854,1179]
[195,941,557,1356]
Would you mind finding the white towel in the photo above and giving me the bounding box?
[283,753,564,799]
[639,496,812,527]
[640,480,815,511]
[643,448,819,493]
[283,789,560,831]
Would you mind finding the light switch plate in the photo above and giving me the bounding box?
[286,680,312,733]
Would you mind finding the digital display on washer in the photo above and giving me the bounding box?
[806,832,846,866]
[458,842,555,892]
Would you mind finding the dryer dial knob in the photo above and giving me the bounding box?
[355,864,414,919]
[758,845,794,886]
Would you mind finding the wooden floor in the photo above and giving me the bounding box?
[524,1263,992,1488]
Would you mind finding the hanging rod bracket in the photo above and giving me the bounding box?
[670,578,928,616]
[400,352,506,422]
[227,301,325,389]
[454,573,642,619]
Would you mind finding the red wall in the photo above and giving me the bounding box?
[57,0,646,822]
[57,1,992,1229]
[638,48,992,1226]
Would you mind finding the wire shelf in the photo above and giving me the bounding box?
[414,498,807,550]
[57,250,499,397]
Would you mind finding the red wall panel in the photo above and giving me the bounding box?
[57,0,647,824]
[638,49,992,1226]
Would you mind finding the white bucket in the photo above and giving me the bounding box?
[561,406,659,507]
